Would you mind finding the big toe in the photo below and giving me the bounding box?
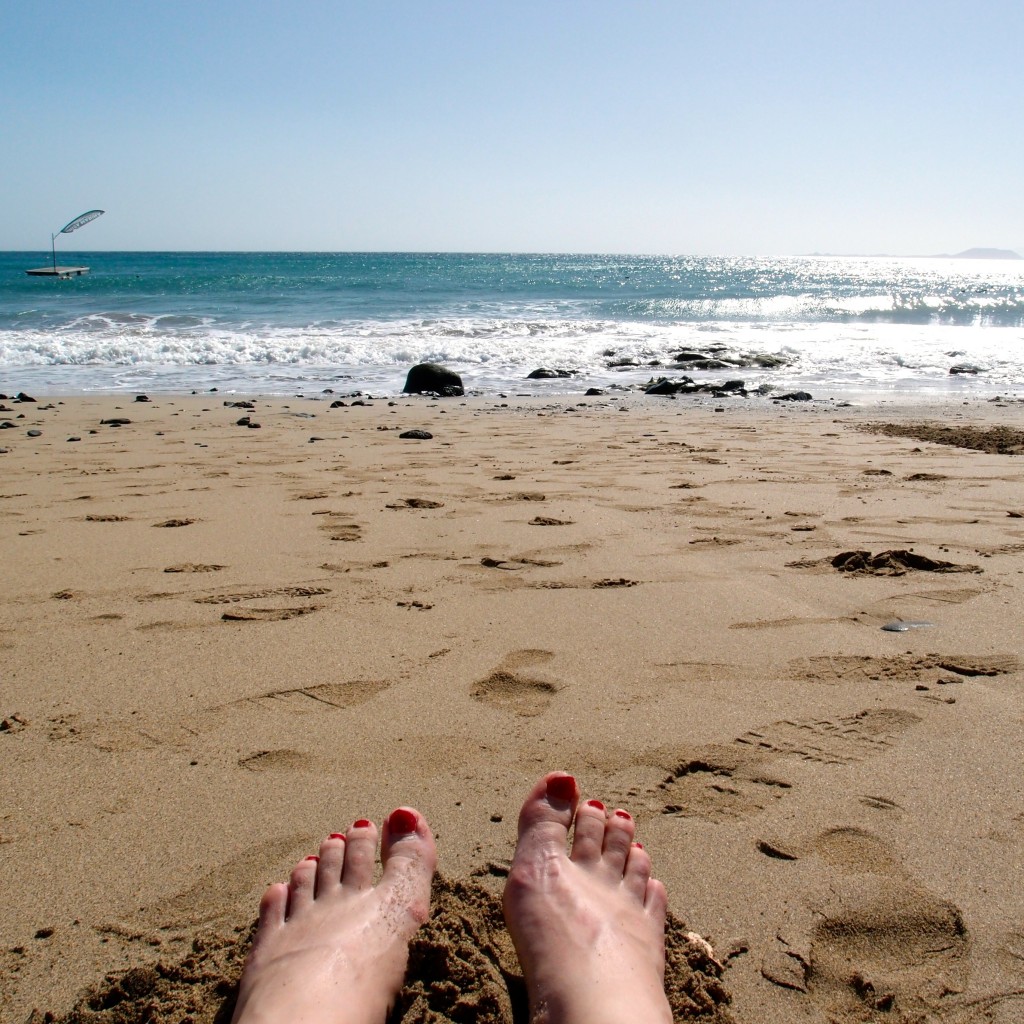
[380,807,437,925]
[512,772,579,865]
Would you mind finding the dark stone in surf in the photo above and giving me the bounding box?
[949,364,984,375]
[403,363,464,397]
[134,394,151,402]
[527,367,573,379]
[775,392,813,402]
[585,388,604,396]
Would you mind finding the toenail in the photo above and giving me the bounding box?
[586,799,606,811]
[614,809,632,820]
[546,774,576,802]
[633,842,644,850]
[388,808,418,834]
[328,833,346,840]
[305,855,319,862]
[353,819,372,829]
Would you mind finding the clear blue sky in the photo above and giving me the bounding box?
[3,0,1022,254]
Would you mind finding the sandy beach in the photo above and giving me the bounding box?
[2,388,1023,1023]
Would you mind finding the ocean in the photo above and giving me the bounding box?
[2,251,1022,398]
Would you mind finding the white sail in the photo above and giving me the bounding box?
[59,209,105,234]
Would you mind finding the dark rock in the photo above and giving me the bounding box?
[584,388,604,396]
[67,437,81,442]
[247,422,261,429]
[399,429,434,440]
[748,353,788,368]
[720,380,746,392]
[26,429,42,437]
[673,350,711,362]
[0,421,15,429]
[15,392,36,402]
[949,364,983,375]
[224,400,255,409]
[607,358,640,368]
[403,363,464,396]
[775,392,813,402]
[644,377,696,396]
[100,417,132,425]
[675,358,735,370]
[527,367,573,379]
[330,400,346,408]
[134,394,151,402]
[236,416,251,426]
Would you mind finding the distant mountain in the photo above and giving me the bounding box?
[801,247,1021,260]
[943,248,1021,260]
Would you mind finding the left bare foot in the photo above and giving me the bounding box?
[231,807,436,1024]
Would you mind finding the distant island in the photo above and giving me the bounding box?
[804,248,1021,260]
[943,248,1021,260]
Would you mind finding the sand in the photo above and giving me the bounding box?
[1,388,1023,1024]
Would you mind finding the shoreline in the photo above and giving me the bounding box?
[3,394,1023,1023]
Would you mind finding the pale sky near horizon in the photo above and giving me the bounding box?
[3,1,1022,255]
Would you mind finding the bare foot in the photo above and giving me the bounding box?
[231,808,436,1024]
[503,772,672,1024]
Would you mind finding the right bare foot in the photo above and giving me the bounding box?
[503,772,672,1024]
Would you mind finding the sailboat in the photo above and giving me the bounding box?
[25,210,105,278]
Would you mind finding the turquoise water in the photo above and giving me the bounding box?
[2,251,1022,395]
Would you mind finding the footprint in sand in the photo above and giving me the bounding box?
[316,513,363,541]
[646,708,920,823]
[807,877,969,1017]
[164,563,226,573]
[471,650,560,717]
[195,585,331,604]
[788,653,1019,685]
[237,749,309,771]
[221,606,320,621]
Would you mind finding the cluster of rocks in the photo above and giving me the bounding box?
[390,362,814,403]
[601,348,789,372]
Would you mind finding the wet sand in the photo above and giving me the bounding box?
[2,390,1023,1023]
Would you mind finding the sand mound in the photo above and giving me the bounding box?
[33,877,734,1024]
[861,422,1024,454]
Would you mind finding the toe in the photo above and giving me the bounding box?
[623,841,653,901]
[644,877,669,926]
[513,772,579,863]
[569,799,607,865]
[379,808,437,926]
[316,834,347,895]
[341,819,378,890]
[256,881,288,933]
[287,855,319,916]
[601,808,636,875]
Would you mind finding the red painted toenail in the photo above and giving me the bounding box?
[388,808,418,834]
[328,833,346,840]
[586,799,606,811]
[633,842,644,850]
[546,774,576,802]
[305,855,319,862]
[353,819,372,829]
[614,809,632,820]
